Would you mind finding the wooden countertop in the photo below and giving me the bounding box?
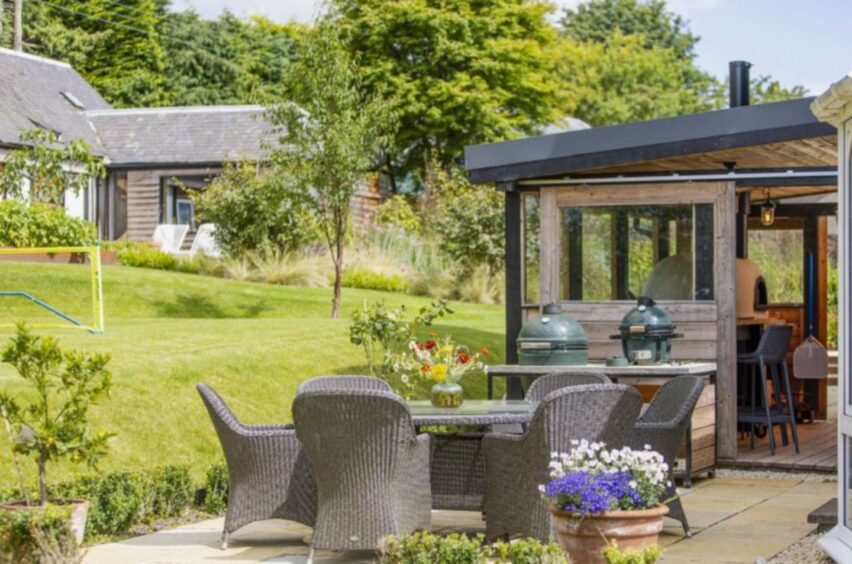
[486,362,717,377]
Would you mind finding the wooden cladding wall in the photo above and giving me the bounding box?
[530,181,738,458]
[125,167,221,242]
[126,170,161,242]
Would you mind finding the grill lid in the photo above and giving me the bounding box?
[615,297,677,335]
[517,303,588,348]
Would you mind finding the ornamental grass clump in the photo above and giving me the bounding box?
[541,441,670,516]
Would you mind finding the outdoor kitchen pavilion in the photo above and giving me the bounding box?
[464,70,838,463]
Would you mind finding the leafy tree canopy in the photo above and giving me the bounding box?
[25,0,170,107]
[555,30,716,126]
[332,0,566,184]
[160,11,303,105]
[561,0,699,60]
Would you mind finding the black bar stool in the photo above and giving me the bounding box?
[737,324,799,455]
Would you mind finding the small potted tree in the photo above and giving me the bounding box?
[0,324,112,544]
[541,441,670,564]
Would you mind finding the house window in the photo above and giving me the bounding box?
[558,203,714,301]
[523,193,541,305]
[748,228,804,304]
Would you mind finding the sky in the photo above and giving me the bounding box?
[168,0,852,95]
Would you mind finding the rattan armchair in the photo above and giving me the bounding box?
[484,384,643,542]
[197,384,317,549]
[293,389,432,556]
[629,375,705,537]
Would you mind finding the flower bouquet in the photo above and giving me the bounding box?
[540,441,670,564]
[399,337,486,407]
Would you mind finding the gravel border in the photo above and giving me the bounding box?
[767,532,834,564]
[713,467,837,482]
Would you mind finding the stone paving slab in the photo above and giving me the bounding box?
[84,478,836,564]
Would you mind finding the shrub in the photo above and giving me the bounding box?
[202,462,229,515]
[6,465,196,540]
[434,183,505,277]
[603,540,663,564]
[342,269,408,293]
[192,162,315,257]
[116,244,178,271]
[375,195,421,233]
[454,266,504,305]
[0,201,97,248]
[147,465,195,521]
[0,504,80,563]
[377,531,567,563]
[249,250,329,287]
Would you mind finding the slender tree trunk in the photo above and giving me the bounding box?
[38,451,47,507]
[12,0,22,52]
[331,236,344,319]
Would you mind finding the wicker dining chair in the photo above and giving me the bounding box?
[491,372,612,435]
[197,384,317,549]
[483,384,643,542]
[293,389,432,557]
[296,375,393,394]
[629,375,705,537]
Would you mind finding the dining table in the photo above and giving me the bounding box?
[407,399,538,512]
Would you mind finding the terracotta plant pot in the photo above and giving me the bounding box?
[549,503,668,564]
[1,499,90,544]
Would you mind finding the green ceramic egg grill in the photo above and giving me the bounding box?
[517,303,589,366]
[610,297,683,364]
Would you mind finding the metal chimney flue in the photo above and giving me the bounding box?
[729,60,751,107]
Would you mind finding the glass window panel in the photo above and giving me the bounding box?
[523,194,541,304]
[748,229,804,304]
[559,204,711,301]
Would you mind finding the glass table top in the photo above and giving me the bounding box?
[407,400,537,425]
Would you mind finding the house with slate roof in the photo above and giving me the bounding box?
[0,47,381,244]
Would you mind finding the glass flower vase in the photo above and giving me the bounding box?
[431,382,464,408]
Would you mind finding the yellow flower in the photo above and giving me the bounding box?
[439,344,454,356]
[431,363,448,382]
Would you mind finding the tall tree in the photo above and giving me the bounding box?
[333,0,565,186]
[25,0,168,107]
[554,30,715,126]
[160,11,303,106]
[561,0,698,60]
[268,20,394,319]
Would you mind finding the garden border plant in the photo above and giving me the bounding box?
[0,324,113,545]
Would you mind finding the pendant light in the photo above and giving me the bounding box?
[760,190,776,226]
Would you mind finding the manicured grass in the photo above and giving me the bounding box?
[0,262,506,486]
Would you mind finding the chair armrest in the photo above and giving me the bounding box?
[240,423,297,437]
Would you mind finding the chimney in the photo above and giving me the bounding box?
[731,61,752,259]
[729,60,751,108]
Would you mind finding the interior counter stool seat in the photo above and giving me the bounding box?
[629,375,705,537]
[736,324,799,455]
[197,384,317,550]
[483,384,642,542]
[293,389,432,560]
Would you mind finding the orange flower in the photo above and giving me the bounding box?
[480,346,490,357]
[457,351,471,364]
[420,363,431,374]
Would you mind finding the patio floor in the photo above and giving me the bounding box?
[84,475,836,564]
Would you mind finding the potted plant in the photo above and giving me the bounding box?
[0,324,113,544]
[540,440,670,564]
[397,337,486,407]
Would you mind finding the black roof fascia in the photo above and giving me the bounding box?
[465,98,836,184]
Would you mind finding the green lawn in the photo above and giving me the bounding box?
[0,262,505,486]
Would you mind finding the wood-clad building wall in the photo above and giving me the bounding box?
[521,181,739,458]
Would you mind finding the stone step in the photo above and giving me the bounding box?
[808,498,837,533]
